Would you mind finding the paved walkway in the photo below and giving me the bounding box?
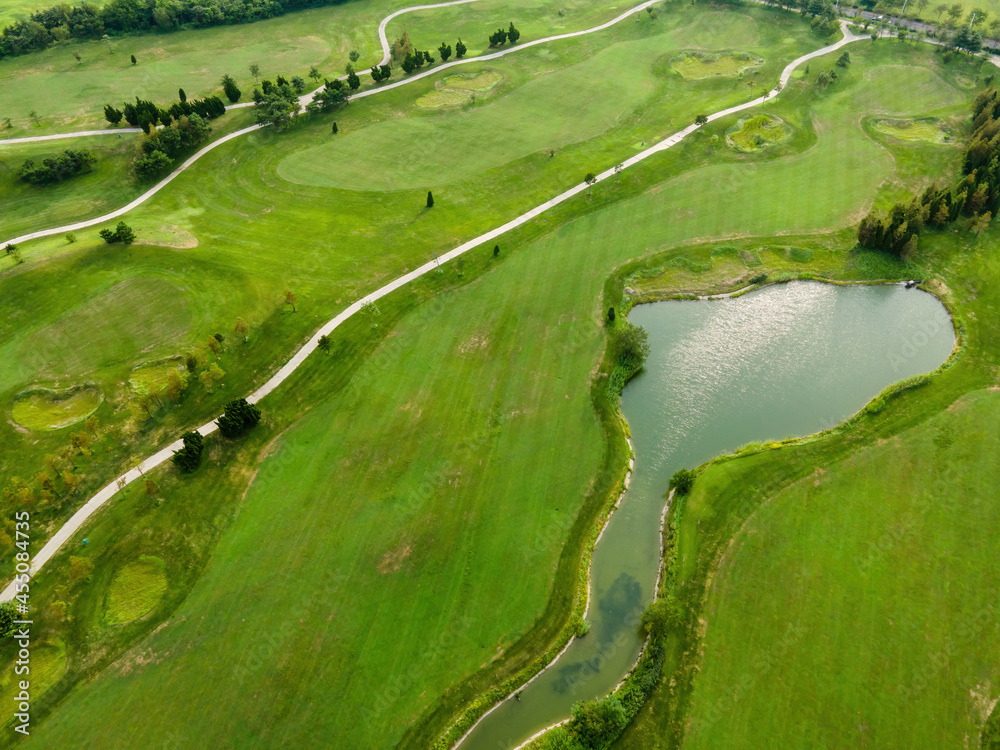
[0,21,869,601]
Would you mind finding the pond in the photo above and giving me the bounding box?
[460,280,956,750]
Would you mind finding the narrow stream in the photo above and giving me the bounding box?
[461,280,955,750]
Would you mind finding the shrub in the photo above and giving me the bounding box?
[17,149,95,184]
[749,272,768,285]
[171,431,204,472]
[217,398,261,438]
[571,695,627,747]
[640,594,682,637]
[0,601,17,637]
[612,323,650,374]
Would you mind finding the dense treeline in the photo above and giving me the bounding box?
[858,86,1000,255]
[17,149,96,184]
[0,0,348,60]
[105,94,226,132]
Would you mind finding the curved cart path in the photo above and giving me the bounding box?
[0,0,671,248]
[1,23,863,607]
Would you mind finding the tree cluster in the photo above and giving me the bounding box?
[0,0,351,61]
[171,431,204,472]
[401,49,433,74]
[858,86,1000,253]
[99,220,135,244]
[306,78,349,113]
[253,77,301,128]
[370,63,392,83]
[132,113,212,179]
[489,22,519,47]
[217,398,261,438]
[17,149,95,184]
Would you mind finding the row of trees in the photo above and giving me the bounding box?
[858,86,1000,255]
[0,0,351,60]
[17,149,95,184]
[104,94,225,132]
[172,398,260,472]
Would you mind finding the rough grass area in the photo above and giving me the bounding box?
[416,88,471,108]
[104,556,168,626]
[128,358,185,396]
[11,385,102,430]
[726,114,789,152]
[0,639,65,706]
[873,117,951,144]
[670,50,762,79]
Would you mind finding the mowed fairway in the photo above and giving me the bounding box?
[18,36,979,749]
[682,390,1000,749]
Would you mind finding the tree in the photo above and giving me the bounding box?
[935,2,948,19]
[29,110,40,127]
[954,27,983,53]
[613,323,650,374]
[427,190,434,208]
[608,307,615,323]
[641,595,683,636]
[392,31,413,60]
[456,38,467,58]
[362,300,381,328]
[493,244,500,257]
[306,80,348,114]
[947,3,963,24]
[346,71,361,90]
[318,334,332,352]
[438,42,452,62]
[249,63,260,82]
[695,113,708,125]
[222,75,241,103]
[370,64,392,83]
[73,51,82,63]
[254,86,301,129]
[585,172,597,198]
[198,362,224,392]
[0,602,18,638]
[99,221,135,245]
[971,210,992,236]
[179,87,186,102]
[349,49,360,63]
[508,22,520,44]
[291,76,307,94]
[130,54,136,65]
[61,470,80,494]
[5,244,23,264]
[144,478,158,497]
[836,51,851,68]
[332,122,339,134]
[133,149,172,179]
[172,431,204,472]
[165,369,188,399]
[70,431,92,456]
[670,468,695,495]
[217,398,261,438]
[284,288,297,312]
[85,415,99,439]
[104,104,124,126]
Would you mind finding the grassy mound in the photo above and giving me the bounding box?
[873,118,952,144]
[443,71,502,92]
[11,384,102,430]
[416,89,471,108]
[670,50,762,80]
[128,357,186,395]
[726,114,789,152]
[104,556,168,626]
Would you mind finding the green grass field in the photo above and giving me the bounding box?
[1,3,999,749]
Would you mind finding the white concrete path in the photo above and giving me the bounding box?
[1,21,866,601]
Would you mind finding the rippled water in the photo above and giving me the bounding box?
[461,281,955,750]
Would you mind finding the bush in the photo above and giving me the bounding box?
[640,595,682,637]
[99,221,135,245]
[669,467,694,495]
[749,272,768,285]
[612,323,650,374]
[217,398,261,438]
[571,695,627,748]
[171,431,204,472]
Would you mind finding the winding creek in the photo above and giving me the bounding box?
[461,280,956,749]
